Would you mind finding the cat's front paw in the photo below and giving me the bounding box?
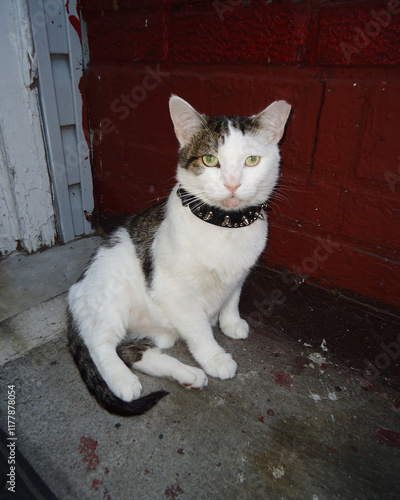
[107,370,142,402]
[220,318,249,340]
[202,352,237,380]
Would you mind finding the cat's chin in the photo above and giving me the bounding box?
[221,197,243,209]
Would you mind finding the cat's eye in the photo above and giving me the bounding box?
[245,156,260,167]
[202,155,219,168]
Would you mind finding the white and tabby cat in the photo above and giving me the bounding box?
[67,96,291,416]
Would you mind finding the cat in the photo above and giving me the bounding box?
[67,95,291,416]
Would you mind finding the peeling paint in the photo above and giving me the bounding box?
[68,15,81,43]
[0,1,56,255]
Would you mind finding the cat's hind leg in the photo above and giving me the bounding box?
[89,340,143,401]
[152,328,177,349]
[135,349,208,389]
[118,342,208,390]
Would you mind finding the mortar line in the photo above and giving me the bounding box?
[308,79,327,182]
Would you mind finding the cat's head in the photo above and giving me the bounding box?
[169,96,291,210]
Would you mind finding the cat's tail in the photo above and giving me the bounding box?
[67,313,168,416]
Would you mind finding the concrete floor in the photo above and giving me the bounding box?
[0,237,399,499]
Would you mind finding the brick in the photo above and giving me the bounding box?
[271,181,341,233]
[325,244,400,307]
[200,65,313,117]
[273,74,322,181]
[171,3,311,64]
[125,0,207,8]
[339,191,400,250]
[312,76,365,184]
[84,65,175,215]
[357,79,400,187]
[80,0,175,13]
[84,9,165,62]
[316,1,400,66]
[79,0,400,308]
[332,248,399,308]
[94,143,174,215]
[124,0,177,9]
[169,73,209,116]
[84,65,172,148]
[266,226,335,279]
[266,226,400,307]
[80,0,122,13]
[81,0,203,12]
[202,74,257,118]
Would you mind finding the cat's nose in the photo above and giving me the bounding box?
[224,183,241,195]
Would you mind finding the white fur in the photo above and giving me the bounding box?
[68,97,290,402]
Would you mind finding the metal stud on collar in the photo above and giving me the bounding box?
[177,185,270,228]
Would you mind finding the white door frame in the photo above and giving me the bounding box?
[0,0,56,255]
[28,0,94,242]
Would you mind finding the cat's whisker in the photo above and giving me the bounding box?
[269,193,294,208]
[271,189,294,200]
[275,180,308,195]
[277,186,304,195]
[185,199,207,212]
[268,201,286,214]
[148,197,168,205]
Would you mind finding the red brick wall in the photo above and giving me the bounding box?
[79,0,400,307]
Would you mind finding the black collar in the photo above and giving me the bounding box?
[176,185,271,228]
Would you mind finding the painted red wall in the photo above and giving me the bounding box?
[79,0,400,307]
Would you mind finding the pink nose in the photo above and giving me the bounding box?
[224,183,241,195]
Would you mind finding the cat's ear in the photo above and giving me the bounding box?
[169,96,204,147]
[255,100,291,144]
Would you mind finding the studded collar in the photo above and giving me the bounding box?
[176,185,271,228]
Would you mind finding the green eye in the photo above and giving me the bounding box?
[245,155,260,167]
[202,155,219,167]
